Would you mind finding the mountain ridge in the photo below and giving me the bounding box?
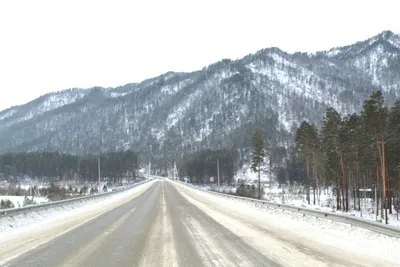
[0,30,399,174]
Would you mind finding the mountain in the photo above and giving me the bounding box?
[1,30,399,172]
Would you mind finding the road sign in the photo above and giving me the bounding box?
[210,177,214,182]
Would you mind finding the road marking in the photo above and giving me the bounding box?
[137,181,177,267]
[60,208,135,267]
[162,183,178,267]
[0,181,156,265]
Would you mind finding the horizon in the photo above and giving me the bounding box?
[0,28,396,112]
[0,29,398,112]
[1,0,400,111]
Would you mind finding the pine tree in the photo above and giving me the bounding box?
[386,101,400,215]
[293,91,400,217]
[295,121,317,205]
[361,90,388,223]
[343,113,362,211]
[251,128,265,199]
[322,108,346,210]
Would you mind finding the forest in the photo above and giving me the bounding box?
[285,90,400,222]
[0,150,139,182]
[178,149,238,184]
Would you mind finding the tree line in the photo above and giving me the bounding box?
[178,149,238,184]
[290,90,399,223]
[0,151,139,182]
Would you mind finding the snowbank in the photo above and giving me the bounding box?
[0,180,155,233]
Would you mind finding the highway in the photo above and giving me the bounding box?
[1,179,397,267]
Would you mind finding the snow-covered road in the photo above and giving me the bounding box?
[1,179,399,267]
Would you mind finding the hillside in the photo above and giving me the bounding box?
[0,30,399,174]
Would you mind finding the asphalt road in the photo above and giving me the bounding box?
[2,180,396,267]
[2,180,279,267]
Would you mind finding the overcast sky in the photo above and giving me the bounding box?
[0,0,399,111]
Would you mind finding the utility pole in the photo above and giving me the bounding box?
[148,160,151,179]
[173,161,178,181]
[375,186,378,221]
[173,161,176,180]
[98,156,101,184]
[217,158,220,192]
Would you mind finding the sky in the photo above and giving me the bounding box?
[0,0,399,111]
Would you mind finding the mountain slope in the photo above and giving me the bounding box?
[0,31,399,170]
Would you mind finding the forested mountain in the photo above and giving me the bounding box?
[0,30,399,174]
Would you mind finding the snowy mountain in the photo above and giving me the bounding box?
[0,30,399,168]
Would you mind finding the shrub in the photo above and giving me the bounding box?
[236,183,262,199]
[90,187,98,194]
[80,186,88,195]
[0,199,15,209]
[23,196,36,206]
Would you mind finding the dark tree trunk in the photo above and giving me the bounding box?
[258,165,261,199]
[341,180,345,211]
[313,182,316,205]
[352,167,356,210]
[336,175,340,210]
[387,165,392,214]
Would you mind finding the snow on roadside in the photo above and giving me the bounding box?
[176,181,400,265]
[214,183,400,227]
[0,180,155,233]
[0,196,48,208]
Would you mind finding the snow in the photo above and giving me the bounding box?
[160,79,192,95]
[276,93,292,132]
[110,92,129,98]
[234,162,271,182]
[0,89,87,129]
[0,108,17,121]
[175,181,400,266]
[0,196,48,208]
[246,53,342,113]
[0,180,155,233]
[165,90,201,129]
[326,48,341,57]
[351,40,398,92]
[197,117,213,142]
[215,182,400,228]
[388,38,400,49]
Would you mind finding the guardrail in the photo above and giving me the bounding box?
[206,190,400,238]
[1,179,151,218]
[174,180,400,238]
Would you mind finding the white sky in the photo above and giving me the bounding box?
[0,0,399,111]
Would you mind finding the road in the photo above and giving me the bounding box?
[1,180,398,267]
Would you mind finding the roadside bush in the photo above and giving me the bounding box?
[90,187,98,194]
[0,199,15,209]
[43,183,68,201]
[80,186,88,195]
[23,196,36,206]
[236,183,263,199]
